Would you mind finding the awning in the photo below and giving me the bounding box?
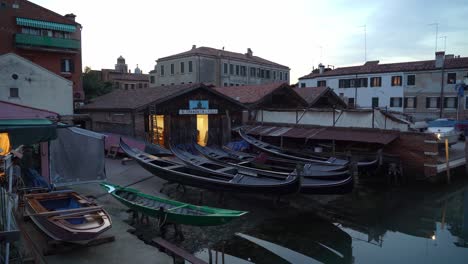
[244,125,400,145]
[16,17,76,32]
[0,119,57,148]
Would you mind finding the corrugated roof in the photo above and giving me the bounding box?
[158,46,289,69]
[245,125,399,145]
[299,57,468,80]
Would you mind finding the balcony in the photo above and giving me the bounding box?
[15,34,80,51]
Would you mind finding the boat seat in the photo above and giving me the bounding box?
[165,165,184,170]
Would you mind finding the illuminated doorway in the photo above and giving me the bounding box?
[151,115,164,145]
[197,114,209,146]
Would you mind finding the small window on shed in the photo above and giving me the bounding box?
[9,88,19,98]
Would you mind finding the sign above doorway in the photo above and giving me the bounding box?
[179,100,218,115]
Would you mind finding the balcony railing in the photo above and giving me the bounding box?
[15,34,80,50]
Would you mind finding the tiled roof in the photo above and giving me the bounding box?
[108,73,149,82]
[158,46,289,70]
[80,83,246,111]
[292,87,328,105]
[214,82,288,104]
[299,57,468,80]
[80,83,203,110]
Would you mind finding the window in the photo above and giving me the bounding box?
[300,83,306,88]
[426,97,440,109]
[444,97,458,108]
[250,67,256,77]
[124,84,129,90]
[370,77,381,87]
[229,64,234,75]
[257,68,261,78]
[131,84,135,89]
[339,93,344,97]
[273,71,276,80]
[9,88,19,98]
[160,65,165,76]
[317,80,326,87]
[60,59,74,73]
[144,83,148,88]
[339,79,351,88]
[41,30,53,37]
[407,75,416,86]
[266,70,270,79]
[170,64,174,75]
[223,63,228,74]
[390,97,403,107]
[224,82,228,87]
[260,69,265,78]
[348,98,355,106]
[138,83,143,88]
[279,72,283,81]
[150,76,155,83]
[241,66,246,76]
[188,61,193,73]
[447,73,456,84]
[372,97,379,108]
[180,62,185,74]
[285,73,288,81]
[391,76,402,86]
[404,97,417,108]
[236,65,240,76]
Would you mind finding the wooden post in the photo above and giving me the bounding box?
[445,138,451,184]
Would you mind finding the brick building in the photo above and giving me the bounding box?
[92,56,150,91]
[0,0,83,106]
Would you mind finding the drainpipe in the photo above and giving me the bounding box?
[439,66,445,118]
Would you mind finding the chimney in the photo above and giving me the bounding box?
[246,48,253,57]
[192,45,196,50]
[318,63,325,74]
[435,51,445,68]
[64,13,76,21]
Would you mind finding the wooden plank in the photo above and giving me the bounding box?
[25,206,102,217]
[152,237,208,264]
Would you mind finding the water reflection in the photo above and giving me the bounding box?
[196,180,468,264]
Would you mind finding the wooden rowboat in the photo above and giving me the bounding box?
[120,139,300,195]
[24,191,111,242]
[101,183,248,226]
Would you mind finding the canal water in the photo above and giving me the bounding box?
[192,177,468,264]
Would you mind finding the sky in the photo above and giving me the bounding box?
[32,0,468,83]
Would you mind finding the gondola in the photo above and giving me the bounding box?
[194,144,348,176]
[120,139,300,195]
[238,129,349,166]
[24,191,112,242]
[101,183,247,226]
[194,144,350,180]
[171,144,354,195]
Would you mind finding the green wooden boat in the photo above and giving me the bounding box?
[100,183,247,226]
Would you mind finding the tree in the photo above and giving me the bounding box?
[82,67,114,100]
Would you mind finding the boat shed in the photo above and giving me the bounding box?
[293,87,347,108]
[78,83,246,146]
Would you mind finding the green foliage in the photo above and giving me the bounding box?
[83,67,115,100]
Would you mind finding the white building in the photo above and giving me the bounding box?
[0,53,73,115]
[298,52,468,120]
[149,45,290,87]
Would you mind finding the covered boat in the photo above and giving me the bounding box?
[24,191,111,242]
[101,183,247,226]
[238,129,349,166]
[120,139,300,195]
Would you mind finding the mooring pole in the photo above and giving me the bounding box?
[445,138,451,184]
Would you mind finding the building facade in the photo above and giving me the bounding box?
[149,46,290,87]
[0,0,83,106]
[93,56,149,90]
[299,52,468,121]
[0,53,73,115]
